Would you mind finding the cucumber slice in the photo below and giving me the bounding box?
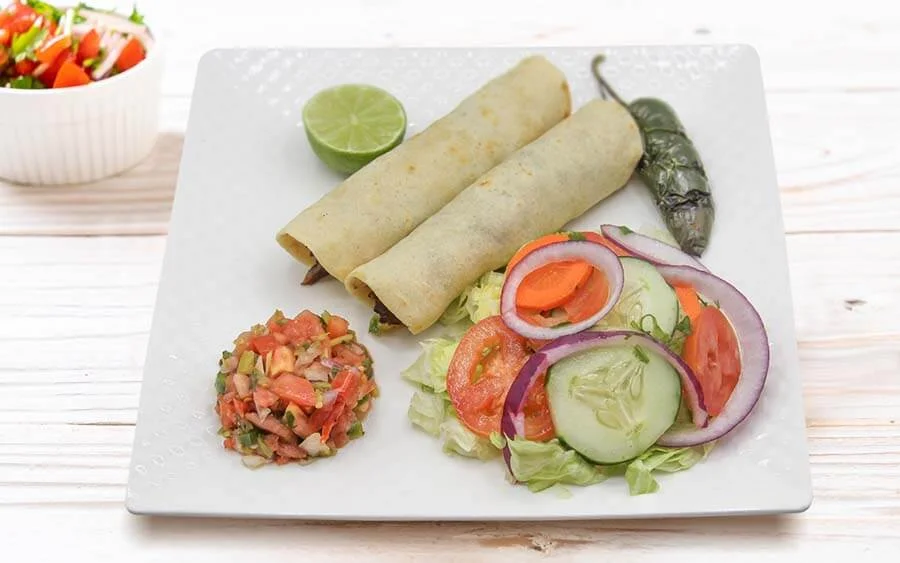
[546,344,682,464]
[594,257,679,336]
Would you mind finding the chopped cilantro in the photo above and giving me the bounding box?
[6,76,45,89]
[673,315,692,336]
[12,26,48,62]
[619,225,634,234]
[347,421,364,439]
[283,410,295,428]
[631,314,669,343]
[128,5,145,24]
[26,1,64,23]
[633,345,650,364]
[256,435,274,458]
[250,368,265,389]
[214,372,227,394]
[368,315,381,335]
[567,231,587,241]
[237,428,260,449]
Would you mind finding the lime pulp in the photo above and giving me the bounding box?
[302,84,407,175]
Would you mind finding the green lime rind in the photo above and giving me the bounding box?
[302,84,407,175]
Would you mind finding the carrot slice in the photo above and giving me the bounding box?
[507,231,627,312]
[674,284,703,322]
[561,268,610,323]
[516,260,592,310]
[508,233,570,271]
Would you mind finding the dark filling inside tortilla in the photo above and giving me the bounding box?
[302,261,330,285]
[373,298,402,327]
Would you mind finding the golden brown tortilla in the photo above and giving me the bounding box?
[345,99,643,334]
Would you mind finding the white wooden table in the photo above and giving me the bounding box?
[2,0,898,559]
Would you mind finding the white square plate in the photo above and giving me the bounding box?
[127,46,812,520]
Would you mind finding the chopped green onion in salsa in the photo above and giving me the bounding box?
[214,309,379,467]
[0,1,150,89]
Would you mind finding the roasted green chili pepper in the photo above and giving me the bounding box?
[591,55,715,257]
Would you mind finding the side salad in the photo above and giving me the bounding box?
[403,224,767,495]
[0,2,150,89]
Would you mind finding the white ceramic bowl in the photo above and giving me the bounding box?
[0,37,164,186]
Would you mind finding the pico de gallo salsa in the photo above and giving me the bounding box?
[214,309,378,468]
[0,2,150,90]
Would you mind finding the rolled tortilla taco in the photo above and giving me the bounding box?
[276,55,572,284]
[345,99,643,335]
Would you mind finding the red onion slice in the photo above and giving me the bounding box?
[500,330,708,476]
[601,224,709,272]
[92,32,126,81]
[71,23,95,38]
[655,265,770,447]
[500,241,624,340]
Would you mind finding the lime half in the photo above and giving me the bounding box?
[302,84,407,175]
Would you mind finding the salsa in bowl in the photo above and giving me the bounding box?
[0,1,162,185]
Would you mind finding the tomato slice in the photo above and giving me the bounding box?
[39,50,73,87]
[250,334,279,355]
[325,314,349,338]
[682,306,741,417]
[332,369,362,405]
[446,316,554,440]
[333,343,365,367]
[76,29,100,62]
[270,374,317,407]
[6,12,36,34]
[115,37,145,72]
[14,58,35,75]
[36,34,71,66]
[52,60,90,89]
[281,310,326,344]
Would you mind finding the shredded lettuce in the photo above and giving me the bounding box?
[401,336,459,394]
[407,390,446,437]
[507,437,607,493]
[407,388,499,460]
[440,271,504,325]
[622,444,714,495]
[440,417,499,460]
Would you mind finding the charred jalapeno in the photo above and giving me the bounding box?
[591,54,715,257]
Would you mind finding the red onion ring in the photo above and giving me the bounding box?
[499,330,708,477]
[655,265,770,447]
[601,224,709,271]
[500,241,624,340]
